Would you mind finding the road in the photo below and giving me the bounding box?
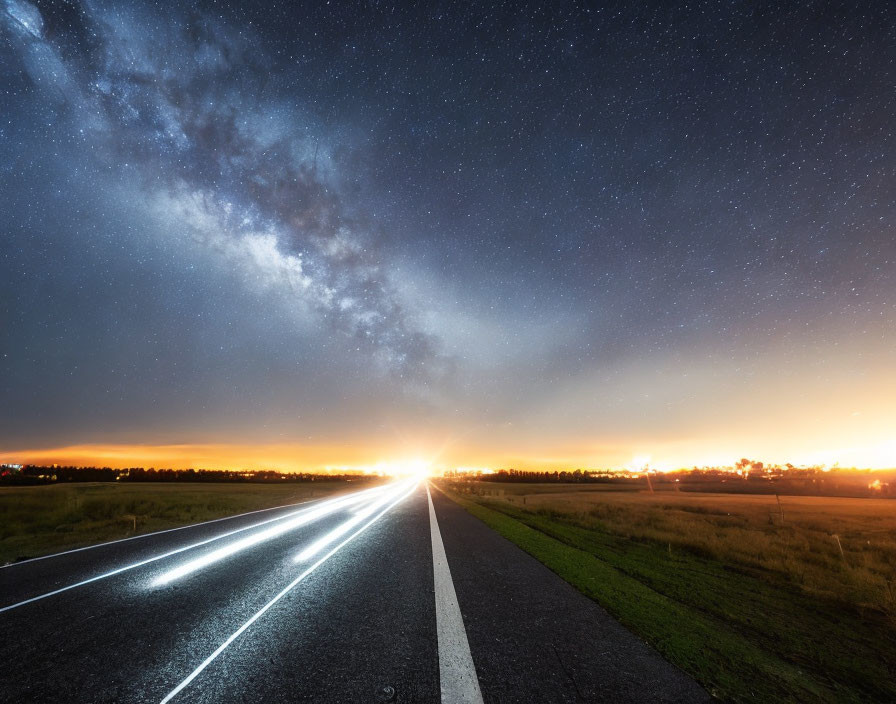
[0,481,709,703]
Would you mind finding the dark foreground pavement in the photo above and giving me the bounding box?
[430,488,707,703]
[1,483,708,703]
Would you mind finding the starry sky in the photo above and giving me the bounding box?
[1,0,894,471]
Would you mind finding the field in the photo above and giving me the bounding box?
[0,481,372,565]
[439,480,896,703]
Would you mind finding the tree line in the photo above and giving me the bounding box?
[0,465,377,485]
[443,465,895,498]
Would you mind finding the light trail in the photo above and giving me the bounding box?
[0,484,390,614]
[159,481,419,704]
[0,498,320,570]
[152,484,393,585]
[294,479,417,562]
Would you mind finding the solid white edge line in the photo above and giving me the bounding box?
[427,483,484,704]
[158,482,419,704]
[0,484,392,613]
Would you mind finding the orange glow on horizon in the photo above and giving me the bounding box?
[1,439,894,473]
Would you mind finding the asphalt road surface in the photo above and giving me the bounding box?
[1,481,709,703]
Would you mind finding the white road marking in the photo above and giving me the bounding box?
[427,484,484,704]
[158,481,419,704]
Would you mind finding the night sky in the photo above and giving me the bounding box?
[2,0,894,470]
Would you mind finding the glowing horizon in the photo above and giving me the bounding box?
[2,436,894,472]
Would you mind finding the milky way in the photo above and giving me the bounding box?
[1,1,894,467]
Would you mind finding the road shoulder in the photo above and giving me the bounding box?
[430,485,710,703]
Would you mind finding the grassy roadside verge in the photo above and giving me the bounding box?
[0,481,371,564]
[436,484,896,702]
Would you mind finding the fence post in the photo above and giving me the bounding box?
[832,534,845,559]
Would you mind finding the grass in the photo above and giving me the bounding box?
[438,481,896,703]
[0,481,371,565]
